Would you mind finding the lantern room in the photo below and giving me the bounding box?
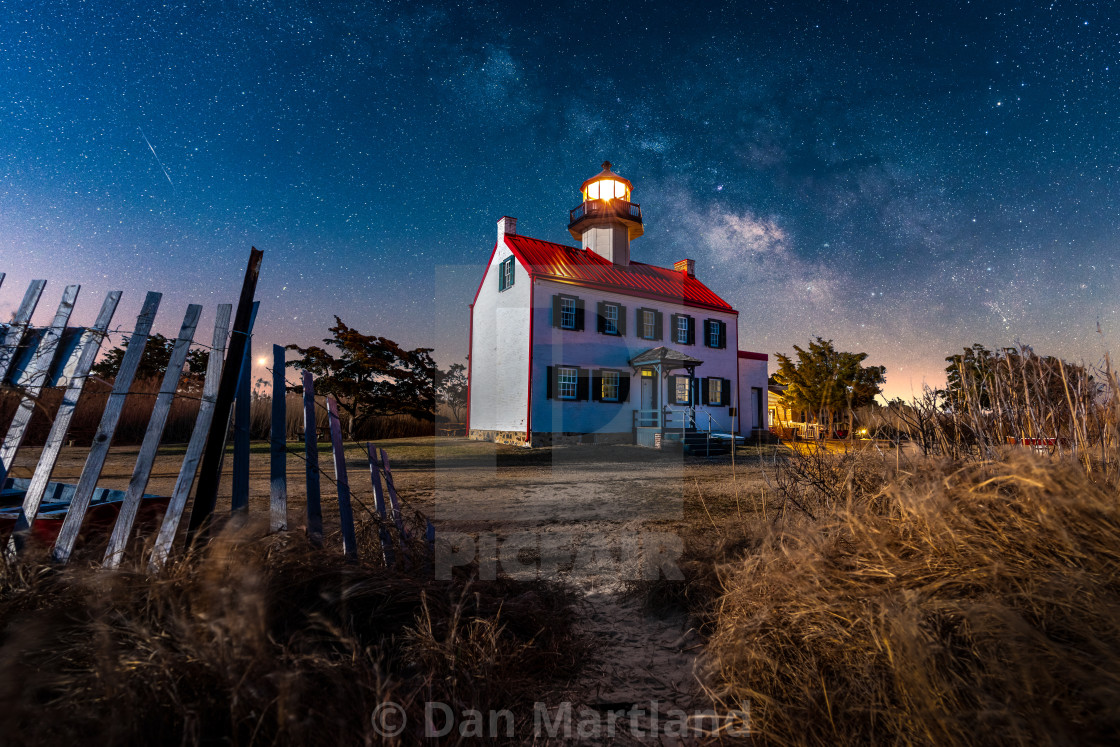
[568,161,644,266]
[581,162,632,202]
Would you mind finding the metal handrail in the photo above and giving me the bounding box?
[569,199,642,224]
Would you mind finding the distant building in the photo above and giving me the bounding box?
[467,162,768,447]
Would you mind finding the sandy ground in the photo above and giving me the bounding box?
[7,436,782,743]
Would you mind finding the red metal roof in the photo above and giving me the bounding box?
[505,234,735,313]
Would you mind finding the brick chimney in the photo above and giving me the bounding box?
[674,258,696,277]
[497,216,517,242]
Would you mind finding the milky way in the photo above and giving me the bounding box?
[1,1,1116,397]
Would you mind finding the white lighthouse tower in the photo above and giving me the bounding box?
[567,161,644,266]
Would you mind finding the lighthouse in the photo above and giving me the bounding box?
[567,161,644,266]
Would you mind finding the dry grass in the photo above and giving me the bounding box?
[670,446,1120,746]
[0,524,583,745]
[0,383,435,447]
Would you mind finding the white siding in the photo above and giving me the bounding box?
[530,279,740,435]
[736,354,770,433]
[469,241,531,432]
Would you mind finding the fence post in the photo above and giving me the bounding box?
[103,304,202,568]
[149,304,232,571]
[186,247,263,539]
[380,448,407,541]
[53,291,162,564]
[230,301,259,515]
[7,290,120,554]
[367,443,394,566]
[269,344,288,533]
[0,279,46,383]
[0,284,80,486]
[302,370,323,548]
[326,397,357,559]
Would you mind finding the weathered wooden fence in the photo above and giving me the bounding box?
[0,253,434,570]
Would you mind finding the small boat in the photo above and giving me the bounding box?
[0,478,170,546]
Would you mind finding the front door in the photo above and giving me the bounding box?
[641,373,657,411]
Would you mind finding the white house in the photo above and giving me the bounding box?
[467,162,768,448]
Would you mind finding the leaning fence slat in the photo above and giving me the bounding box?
[367,443,394,565]
[186,248,263,538]
[148,304,232,571]
[380,448,407,540]
[269,345,288,532]
[326,397,357,559]
[0,284,80,486]
[8,291,120,553]
[302,371,323,547]
[0,279,46,383]
[103,304,202,568]
[52,291,162,564]
[230,301,259,514]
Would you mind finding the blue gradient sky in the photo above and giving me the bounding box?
[2,0,1116,398]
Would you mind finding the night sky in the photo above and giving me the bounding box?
[2,1,1116,398]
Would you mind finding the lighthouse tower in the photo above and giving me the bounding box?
[567,161,644,266]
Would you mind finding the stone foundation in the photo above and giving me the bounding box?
[469,430,635,448]
[469,429,530,446]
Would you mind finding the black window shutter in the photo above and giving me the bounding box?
[718,321,727,349]
[700,377,711,405]
[546,366,554,399]
[721,378,731,406]
[618,305,627,336]
[551,296,561,328]
[670,314,679,341]
[575,299,585,331]
[596,301,606,334]
[576,368,590,400]
[690,377,699,406]
[619,374,631,402]
[667,374,678,404]
[654,310,664,340]
[687,316,696,345]
[591,369,602,401]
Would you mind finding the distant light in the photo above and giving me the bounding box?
[257,357,267,366]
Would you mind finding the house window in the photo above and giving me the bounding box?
[705,319,725,348]
[676,315,688,344]
[561,297,576,329]
[498,256,515,291]
[643,310,655,339]
[604,304,619,335]
[601,371,620,401]
[557,366,578,399]
[675,377,691,405]
[708,378,723,405]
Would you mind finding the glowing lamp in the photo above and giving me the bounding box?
[581,161,632,203]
